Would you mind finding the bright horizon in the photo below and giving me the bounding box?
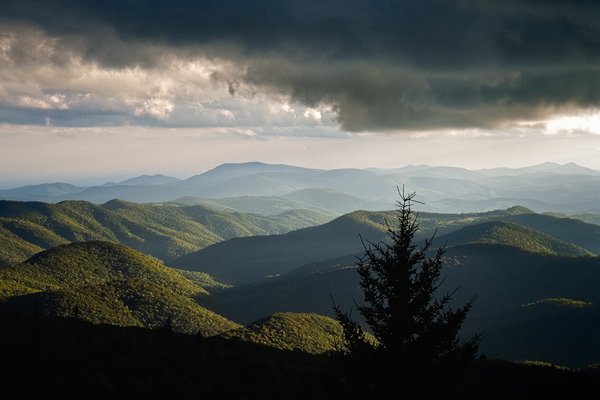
[3,122,600,187]
[2,1,600,185]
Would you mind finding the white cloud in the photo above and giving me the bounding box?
[134,97,174,120]
[269,102,295,115]
[0,26,347,135]
[303,107,322,121]
[545,111,600,135]
[16,93,70,110]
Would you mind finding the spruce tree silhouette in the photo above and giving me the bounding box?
[333,188,481,397]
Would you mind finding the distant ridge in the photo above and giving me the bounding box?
[180,162,322,186]
[0,183,85,201]
[1,162,599,213]
[104,174,179,186]
[478,162,600,177]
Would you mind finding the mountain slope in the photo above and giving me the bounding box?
[0,183,85,201]
[0,241,239,335]
[172,210,394,284]
[436,220,593,257]
[0,241,201,296]
[181,162,322,187]
[500,214,600,254]
[0,199,329,266]
[224,312,344,354]
[171,190,372,217]
[204,242,600,366]
[173,206,600,284]
[201,262,360,324]
[111,174,179,186]
[70,162,324,203]
[7,279,237,336]
[282,188,390,214]
[173,195,332,215]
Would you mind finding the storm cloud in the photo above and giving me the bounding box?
[1,0,599,131]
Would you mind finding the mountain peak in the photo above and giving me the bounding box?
[113,174,179,186]
[553,162,599,175]
[505,206,535,215]
[206,161,314,174]
[539,161,561,167]
[101,198,136,210]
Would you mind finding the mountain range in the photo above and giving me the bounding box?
[169,206,600,367]
[2,181,600,367]
[2,161,600,213]
[173,207,600,284]
[0,199,331,267]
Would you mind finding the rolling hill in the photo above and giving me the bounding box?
[172,195,332,215]
[435,220,594,257]
[201,241,600,367]
[282,188,390,214]
[500,213,600,254]
[172,210,394,284]
[223,312,344,354]
[0,199,331,266]
[168,205,600,366]
[201,262,361,324]
[0,241,239,335]
[103,174,180,186]
[172,188,387,216]
[174,207,600,284]
[3,198,600,366]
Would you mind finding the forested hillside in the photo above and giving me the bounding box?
[0,199,330,266]
[175,207,600,284]
[3,201,600,368]
[0,242,239,335]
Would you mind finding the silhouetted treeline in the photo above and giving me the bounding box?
[1,312,599,399]
[0,312,343,400]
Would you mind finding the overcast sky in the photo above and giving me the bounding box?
[1,0,600,184]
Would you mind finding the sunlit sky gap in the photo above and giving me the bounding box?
[1,1,599,184]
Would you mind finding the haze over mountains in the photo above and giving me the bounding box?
[1,161,599,214]
[2,160,600,368]
[4,0,600,395]
[2,186,600,367]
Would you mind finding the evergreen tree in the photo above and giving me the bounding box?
[333,188,480,396]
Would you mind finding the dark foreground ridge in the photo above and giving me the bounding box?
[1,312,599,399]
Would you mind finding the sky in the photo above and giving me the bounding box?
[1,0,600,184]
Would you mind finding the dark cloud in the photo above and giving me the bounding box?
[243,61,600,130]
[1,0,599,130]
[2,0,597,67]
